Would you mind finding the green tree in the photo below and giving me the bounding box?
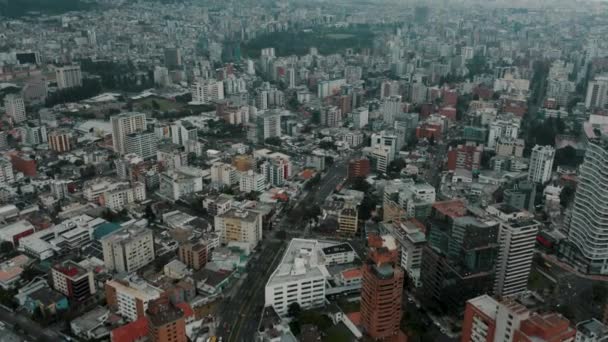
[288,302,302,318]
[318,141,336,150]
[265,137,282,146]
[0,241,13,254]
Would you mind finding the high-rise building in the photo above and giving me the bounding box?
[164,47,182,69]
[51,260,96,302]
[361,234,404,340]
[4,94,26,123]
[337,204,358,236]
[111,112,147,155]
[48,129,73,152]
[101,226,155,273]
[351,107,369,129]
[320,105,342,127]
[159,167,204,201]
[178,240,207,270]
[125,131,157,159]
[380,95,402,126]
[25,124,47,146]
[55,65,83,89]
[348,158,371,181]
[563,121,608,275]
[528,145,555,184]
[462,295,576,342]
[487,115,521,149]
[447,143,483,171]
[493,218,539,298]
[191,79,224,104]
[214,208,262,249]
[153,66,171,87]
[170,121,197,146]
[210,162,238,188]
[255,110,281,142]
[585,75,608,109]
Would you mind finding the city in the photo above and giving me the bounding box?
[0,0,607,341]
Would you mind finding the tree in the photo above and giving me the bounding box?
[559,186,575,208]
[318,141,336,150]
[351,177,371,193]
[288,302,302,318]
[0,241,13,254]
[265,137,282,146]
[151,100,161,110]
[73,159,84,167]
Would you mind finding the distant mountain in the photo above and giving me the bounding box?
[0,0,95,18]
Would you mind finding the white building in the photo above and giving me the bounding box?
[528,145,555,184]
[191,79,224,104]
[363,145,393,173]
[158,167,204,201]
[585,75,608,109]
[351,107,369,129]
[170,121,197,146]
[318,79,346,98]
[56,65,83,89]
[101,226,155,273]
[214,208,262,249]
[494,219,540,298]
[210,162,238,188]
[487,116,521,149]
[0,158,14,185]
[105,276,162,322]
[4,94,26,123]
[371,131,398,157]
[103,182,146,211]
[240,170,266,193]
[153,66,171,87]
[321,106,342,127]
[125,131,157,159]
[111,112,147,155]
[380,95,402,126]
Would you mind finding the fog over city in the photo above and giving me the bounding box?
[0,0,608,341]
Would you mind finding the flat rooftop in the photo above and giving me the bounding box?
[468,295,499,319]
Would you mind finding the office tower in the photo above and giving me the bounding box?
[125,131,157,159]
[494,219,539,298]
[239,170,266,193]
[351,107,369,129]
[4,94,26,123]
[564,122,608,275]
[111,112,147,154]
[178,240,208,270]
[171,121,197,146]
[55,65,83,89]
[528,145,555,184]
[48,129,73,152]
[164,47,182,69]
[361,234,404,340]
[214,209,262,249]
[585,75,608,109]
[462,295,576,342]
[101,226,155,273]
[421,201,498,314]
[191,79,224,104]
[380,95,402,126]
[51,260,96,302]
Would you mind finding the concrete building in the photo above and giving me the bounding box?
[321,105,342,127]
[462,295,576,342]
[125,130,157,159]
[447,143,483,171]
[494,219,540,298]
[48,129,73,152]
[56,65,82,89]
[351,107,369,129]
[495,138,525,158]
[178,240,207,270]
[348,158,371,181]
[51,260,96,302]
[585,75,608,109]
[576,319,608,342]
[158,167,204,201]
[102,182,146,211]
[170,121,197,146]
[361,234,403,340]
[214,209,262,249]
[191,79,224,104]
[4,94,26,123]
[240,170,266,193]
[146,296,187,342]
[210,162,238,188]
[111,112,147,155]
[487,116,521,149]
[105,275,162,322]
[528,145,555,184]
[101,226,155,273]
[337,204,358,236]
[255,110,281,142]
[380,95,402,126]
[0,158,14,185]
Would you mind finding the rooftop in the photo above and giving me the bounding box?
[468,294,499,319]
[53,260,88,279]
[321,243,354,255]
[219,208,259,223]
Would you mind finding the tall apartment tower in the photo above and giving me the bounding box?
[111,112,147,154]
[361,234,404,340]
[101,226,155,273]
[564,122,608,275]
[56,65,83,89]
[146,296,187,342]
[4,94,26,123]
[527,145,555,184]
[178,240,207,270]
[494,219,540,298]
[380,95,402,126]
[585,75,608,109]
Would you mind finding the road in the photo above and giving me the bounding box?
[216,241,286,342]
[0,307,62,342]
